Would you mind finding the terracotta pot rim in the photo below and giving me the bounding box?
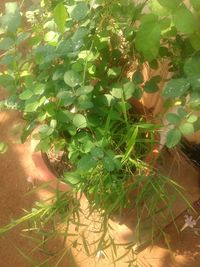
[31,138,71,192]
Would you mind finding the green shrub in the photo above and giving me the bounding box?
[0,0,199,264]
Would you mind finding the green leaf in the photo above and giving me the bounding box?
[184,56,200,88]
[132,71,143,84]
[71,2,89,21]
[189,91,200,110]
[144,78,159,93]
[135,15,161,61]
[76,85,94,96]
[72,27,88,43]
[102,156,115,172]
[190,33,200,51]
[166,128,181,148]
[149,0,170,16]
[82,234,90,256]
[0,142,8,154]
[81,138,94,153]
[5,2,19,13]
[133,86,143,100]
[77,95,93,110]
[77,155,96,172]
[52,69,63,81]
[91,147,104,159]
[57,91,75,106]
[39,124,54,136]
[166,113,181,124]
[24,101,40,112]
[50,119,57,129]
[73,114,87,128]
[53,3,67,33]
[172,5,198,34]
[44,31,58,43]
[72,62,84,73]
[184,56,200,78]
[0,37,14,50]
[179,122,195,135]
[63,172,80,185]
[35,138,50,153]
[187,114,198,123]
[0,74,15,92]
[107,67,121,78]
[33,83,45,95]
[56,110,71,123]
[177,107,188,118]
[111,87,122,99]
[0,54,15,65]
[162,78,190,98]
[16,32,31,45]
[158,0,181,10]
[19,89,33,100]
[191,0,200,11]
[123,82,136,100]
[64,70,81,87]
[1,2,21,32]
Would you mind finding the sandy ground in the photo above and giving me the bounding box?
[0,89,73,267]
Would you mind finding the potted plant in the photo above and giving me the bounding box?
[0,0,199,264]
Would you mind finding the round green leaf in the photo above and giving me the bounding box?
[172,5,198,34]
[184,56,200,78]
[71,3,89,21]
[158,0,181,10]
[187,114,198,123]
[102,156,115,172]
[162,78,190,98]
[77,155,96,172]
[166,113,181,124]
[44,31,58,43]
[1,2,21,32]
[179,122,195,135]
[132,71,143,84]
[57,91,75,106]
[144,79,159,93]
[177,107,188,118]
[76,85,94,95]
[166,128,181,148]
[64,70,81,87]
[77,95,93,110]
[91,147,104,159]
[0,37,14,50]
[73,114,87,128]
[52,69,63,81]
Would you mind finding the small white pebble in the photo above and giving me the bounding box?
[96,250,106,261]
[26,176,34,184]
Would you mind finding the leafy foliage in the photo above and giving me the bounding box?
[0,0,199,264]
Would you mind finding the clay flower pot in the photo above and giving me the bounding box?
[31,138,71,192]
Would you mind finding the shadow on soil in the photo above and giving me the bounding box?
[0,89,78,267]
